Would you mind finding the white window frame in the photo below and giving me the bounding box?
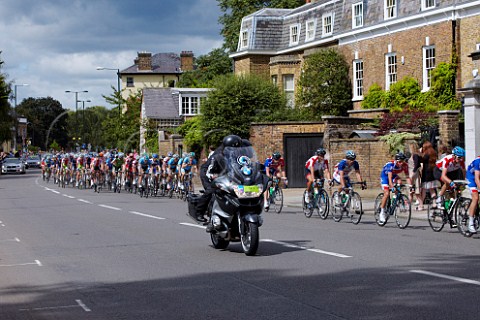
[421,0,436,11]
[180,95,201,116]
[240,29,249,49]
[283,74,295,108]
[305,19,316,42]
[289,24,301,46]
[353,59,364,99]
[385,53,397,90]
[423,46,435,91]
[322,13,334,36]
[352,2,364,29]
[384,0,397,20]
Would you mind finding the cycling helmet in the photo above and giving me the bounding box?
[345,150,356,160]
[222,135,242,148]
[167,152,173,157]
[452,146,465,157]
[118,153,124,159]
[315,148,326,156]
[394,152,407,161]
[152,153,159,159]
[173,154,179,158]
[272,152,281,160]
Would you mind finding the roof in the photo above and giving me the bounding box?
[348,130,377,139]
[121,53,181,74]
[142,88,180,120]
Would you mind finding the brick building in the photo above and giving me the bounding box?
[230,0,480,109]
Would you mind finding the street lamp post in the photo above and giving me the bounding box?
[13,83,29,152]
[96,67,121,116]
[77,99,91,143]
[65,90,88,142]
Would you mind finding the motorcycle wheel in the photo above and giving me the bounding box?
[241,222,259,256]
[211,233,229,249]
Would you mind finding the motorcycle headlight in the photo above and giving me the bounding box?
[233,184,263,198]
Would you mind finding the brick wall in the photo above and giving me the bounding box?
[437,110,460,148]
[458,16,480,88]
[234,55,270,80]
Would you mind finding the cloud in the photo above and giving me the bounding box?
[0,0,223,110]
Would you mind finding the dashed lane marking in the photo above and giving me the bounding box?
[0,237,20,242]
[129,211,165,220]
[77,199,93,204]
[180,222,206,229]
[410,270,480,286]
[262,239,352,258]
[98,204,121,211]
[19,299,91,312]
[0,260,42,267]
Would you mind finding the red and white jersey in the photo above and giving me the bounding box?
[305,156,329,171]
[436,154,465,172]
[76,157,84,166]
[92,157,103,167]
[61,157,69,165]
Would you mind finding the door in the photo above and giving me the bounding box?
[284,134,324,188]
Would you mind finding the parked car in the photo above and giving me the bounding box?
[26,155,41,169]
[1,158,26,174]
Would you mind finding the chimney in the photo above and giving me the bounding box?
[180,51,194,71]
[137,52,152,71]
[306,0,319,3]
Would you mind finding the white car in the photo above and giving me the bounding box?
[1,158,26,174]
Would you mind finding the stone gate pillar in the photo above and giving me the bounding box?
[458,79,480,165]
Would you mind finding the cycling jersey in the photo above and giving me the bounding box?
[332,159,360,185]
[264,157,284,175]
[181,157,197,171]
[436,154,465,172]
[380,160,409,185]
[466,156,480,191]
[112,158,124,170]
[305,156,328,171]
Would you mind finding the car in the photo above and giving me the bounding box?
[26,155,41,169]
[1,158,26,174]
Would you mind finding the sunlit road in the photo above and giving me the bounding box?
[1,170,479,319]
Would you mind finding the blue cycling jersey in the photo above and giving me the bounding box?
[466,157,480,188]
[182,157,197,171]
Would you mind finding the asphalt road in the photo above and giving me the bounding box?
[1,170,479,319]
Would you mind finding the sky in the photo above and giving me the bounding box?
[0,0,224,111]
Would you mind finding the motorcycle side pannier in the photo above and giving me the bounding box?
[187,193,207,217]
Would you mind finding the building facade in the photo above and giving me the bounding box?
[230,0,480,109]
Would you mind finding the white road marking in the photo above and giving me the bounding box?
[78,199,93,204]
[62,194,75,199]
[98,204,121,211]
[180,222,206,229]
[0,260,42,267]
[51,190,60,194]
[129,211,165,220]
[19,299,91,312]
[262,239,352,258]
[410,270,480,286]
[0,237,20,242]
[76,299,92,312]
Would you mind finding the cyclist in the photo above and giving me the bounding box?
[75,154,85,187]
[151,153,162,192]
[60,154,70,184]
[138,153,151,191]
[465,155,480,233]
[304,148,332,204]
[378,152,412,224]
[434,146,466,210]
[167,154,180,189]
[91,152,104,189]
[263,152,287,211]
[332,150,366,204]
[112,153,125,186]
[180,152,197,188]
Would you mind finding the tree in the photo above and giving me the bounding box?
[200,74,287,146]
[217,0,305,52]
[16,97,68,150]
[0,52,13,146]
[178,48,233,88]
[296,48,352,117]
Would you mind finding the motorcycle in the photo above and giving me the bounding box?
[208,145,269,256]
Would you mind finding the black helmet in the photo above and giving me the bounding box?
[395,152,407,161]
[222,135,242,147]
[272,152,281,160]
[315,148,326,156]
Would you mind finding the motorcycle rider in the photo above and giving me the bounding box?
[188,135,244,227]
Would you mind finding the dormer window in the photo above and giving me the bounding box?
[240,30,249,49]
[305,19,316,42]
[322,13,334,36]
[352,2,363,28]
[289,24,300,46]
[422,0,436,11]
[384,0,397,20]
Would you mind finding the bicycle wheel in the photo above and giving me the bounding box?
[394,194,411,229]
[349,192,363,225]
[427,203,446,232]
[317,189,329,219]
[273,187,283,214]
[331,191,343,222]
[374,193,387,226]
[302,190,313,218]
[456,197,472,237]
